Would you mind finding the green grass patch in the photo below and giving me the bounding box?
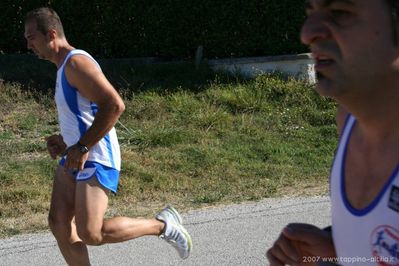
[0,63,337,238]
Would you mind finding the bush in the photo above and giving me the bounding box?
[1,0,307,59]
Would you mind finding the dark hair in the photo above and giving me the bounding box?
[25,7,65,38]
[386,0,399,44]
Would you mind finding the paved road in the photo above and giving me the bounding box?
[0,196,331,266]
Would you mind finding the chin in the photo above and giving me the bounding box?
[315,73,343,98]
[315,80,338,98]
[316,82,349,102]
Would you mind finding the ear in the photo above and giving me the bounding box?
[47,29,57,41]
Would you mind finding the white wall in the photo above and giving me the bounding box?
[208,53,315,83]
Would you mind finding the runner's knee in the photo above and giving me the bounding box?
[77,227,103,246]
[78,230,103,246]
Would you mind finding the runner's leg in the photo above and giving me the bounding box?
[74,176,164,245]
[48,165,90,266]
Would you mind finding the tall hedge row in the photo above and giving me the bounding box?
[0,0,307,59]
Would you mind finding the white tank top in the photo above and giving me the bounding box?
[55,49,121,170]
[330,114,399,265]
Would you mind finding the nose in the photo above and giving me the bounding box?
[300,13,330,45]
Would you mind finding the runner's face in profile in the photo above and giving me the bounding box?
[24,20,50,60]
[301,0,399,101]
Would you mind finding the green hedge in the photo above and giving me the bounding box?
[0,0,307,59]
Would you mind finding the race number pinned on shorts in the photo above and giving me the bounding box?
[76,167,96,181]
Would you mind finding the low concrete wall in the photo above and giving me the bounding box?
[208,53,315,83]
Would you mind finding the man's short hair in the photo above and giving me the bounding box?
[25,7,65,38]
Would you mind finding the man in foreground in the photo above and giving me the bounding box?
[24,7,191,265]
[267,0,399,265]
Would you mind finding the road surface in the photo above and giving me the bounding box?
[0,196,331,266]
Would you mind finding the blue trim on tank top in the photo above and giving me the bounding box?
[340,116,399,216]
[61,70,86,137]
[61,49,114,168]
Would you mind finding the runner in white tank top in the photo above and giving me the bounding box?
[331,114,399,265]
[24,7,192,265]
[55,49,121,171]
[267,1,399,265]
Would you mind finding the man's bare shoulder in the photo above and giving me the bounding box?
[62,53,120,104]
[63,53,104,92]
[64,54,98,73]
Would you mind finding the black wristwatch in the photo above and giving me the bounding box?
[76,141,89,154]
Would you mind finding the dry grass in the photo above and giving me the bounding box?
[0,72,337,238]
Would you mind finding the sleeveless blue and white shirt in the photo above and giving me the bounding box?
[55,49,121,170]
[330,114,399,265]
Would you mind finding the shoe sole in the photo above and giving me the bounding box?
[173,223,192,259]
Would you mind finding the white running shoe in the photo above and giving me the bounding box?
[156,205,183,224]
[156,206,192,259]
